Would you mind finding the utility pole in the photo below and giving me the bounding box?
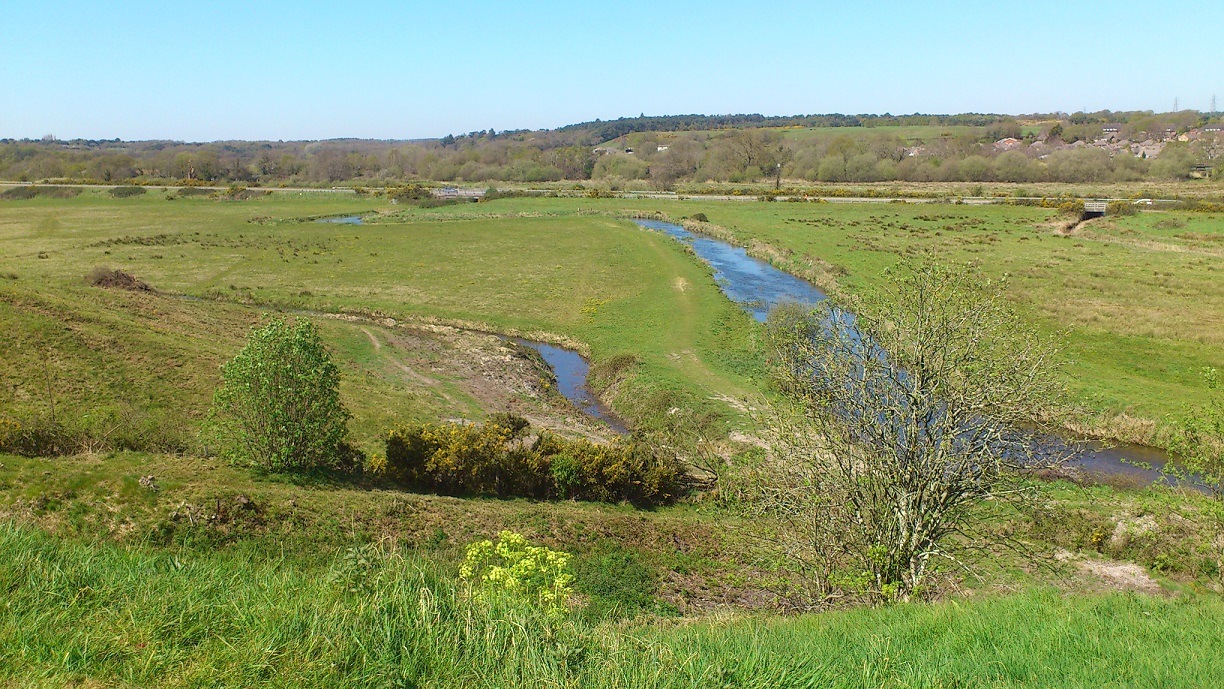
[1174,97,1179,112]
[1213,94,1218,117]
[775,163,782,191]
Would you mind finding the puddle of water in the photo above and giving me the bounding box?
[513,339,629,434]
[315,216,364,224]
[634,218,1183,486]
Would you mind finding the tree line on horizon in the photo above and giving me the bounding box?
[2,110,1220,187]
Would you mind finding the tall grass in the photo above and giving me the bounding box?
[2,524,1222,688]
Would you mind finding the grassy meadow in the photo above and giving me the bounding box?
[382,195,1224,441]
[0,190,762,446]
[4,188,1224,686]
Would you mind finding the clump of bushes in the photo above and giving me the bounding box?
[0,185,81,200]
[221,186,271,201]
[0,411,192,458]
[109,186,147,198]
[86,266,155,292]
[374,416,685,505]
[386,184,433,202]
[480,188,531,201]
[1106,200,1139,216]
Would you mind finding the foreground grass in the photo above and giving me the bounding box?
[2,522,1221,688]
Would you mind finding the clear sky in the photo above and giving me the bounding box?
[2,0,1221,141]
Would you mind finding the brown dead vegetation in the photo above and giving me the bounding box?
[86,266,155,293]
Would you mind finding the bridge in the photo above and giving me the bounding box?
[1083,200,1108,219]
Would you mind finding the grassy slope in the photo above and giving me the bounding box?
[2,519,1222,688]
[0,282,499,452]
[3,445,1223,687]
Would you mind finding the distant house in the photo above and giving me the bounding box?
[1179,129,1202,142]
[993,137,1023,150]
[1205,125,1223,133]
[656,145,669,152]
[1101,124,1122,135]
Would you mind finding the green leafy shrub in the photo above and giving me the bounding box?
[459,531,574,616]
[377,419,685,505]
[1,185,82,200]
[574,548,657,618]
[1,187,40,200]
[204,317,352,472]
[0,418,22,453]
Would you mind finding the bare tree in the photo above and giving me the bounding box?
[759,262,1073,601]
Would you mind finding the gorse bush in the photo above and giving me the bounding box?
[1106,200,1139,216]
[204,317,352,472]
[108,185,147,198]
[460,531,574,617]
[375,417,685,505]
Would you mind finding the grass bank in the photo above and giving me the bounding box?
[2,522,1222,688]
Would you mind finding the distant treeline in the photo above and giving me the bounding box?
[557,112,1012,142]
[1,110,1220,187]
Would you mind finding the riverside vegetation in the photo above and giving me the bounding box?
[2,189,1224,686]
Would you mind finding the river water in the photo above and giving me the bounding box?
[315,215,365,224]
[631,219,1180,485]
[511,339,629,434]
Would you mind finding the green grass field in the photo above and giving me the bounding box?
[0,191,763,447]
[3,444,1223,687]
[382,195,1224,441]
[6,191,1220,442]
[4,189,1224,687]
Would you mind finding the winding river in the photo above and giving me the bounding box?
[631,219,1179,485]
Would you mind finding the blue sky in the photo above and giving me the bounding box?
[2,0,1220,141]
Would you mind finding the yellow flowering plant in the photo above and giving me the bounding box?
[459,531,574,616]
